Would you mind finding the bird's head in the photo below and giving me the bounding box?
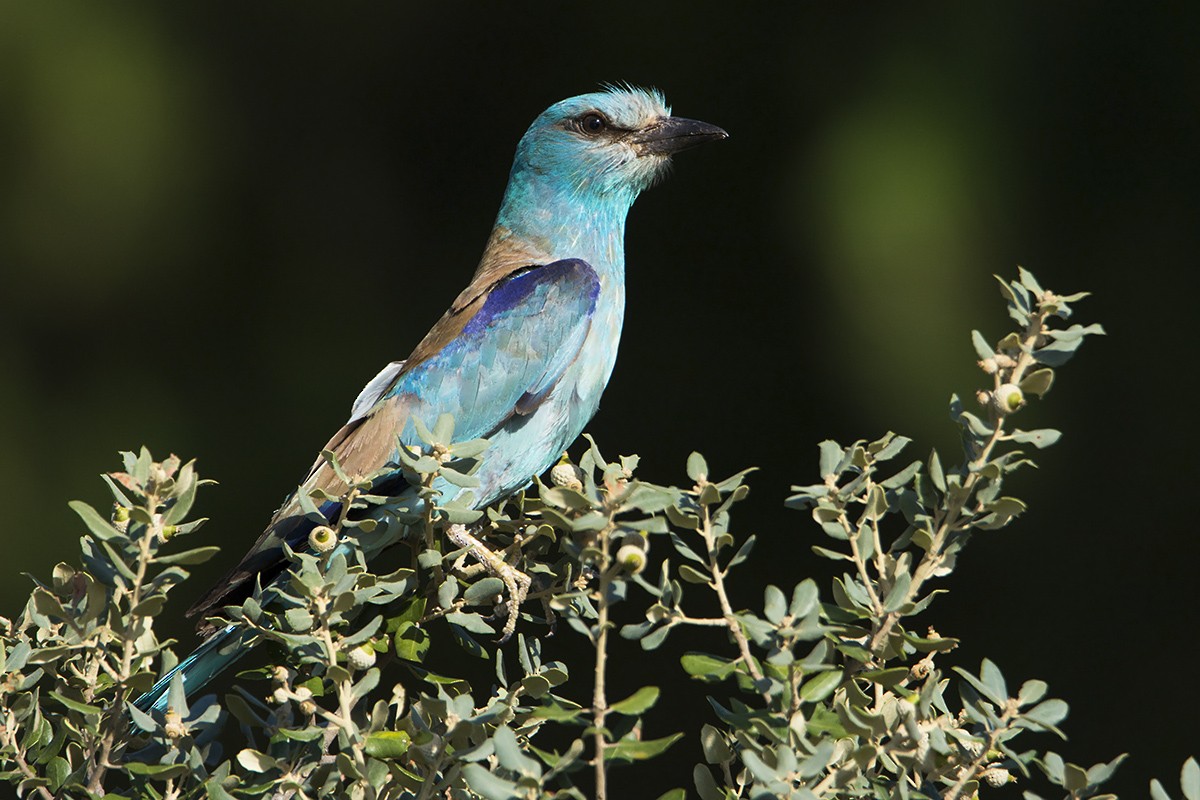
[509,86,728,207]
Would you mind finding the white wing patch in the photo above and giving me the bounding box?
[348,360,406,424]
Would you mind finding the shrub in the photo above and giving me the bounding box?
[5,269,1172,800]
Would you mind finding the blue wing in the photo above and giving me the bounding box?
[384,258,601,443]
[186,258,600,626]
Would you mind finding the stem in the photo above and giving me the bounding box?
[868,309,1049,656]
[592,526,613,800]
[700,500,765,686]
[943,712,1012,800]
[86,490,161,794]
[843,493,883,616]
[0,717,55,800]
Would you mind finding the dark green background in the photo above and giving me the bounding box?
[3,3,1197,797]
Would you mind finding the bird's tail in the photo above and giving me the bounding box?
[133,624,251,714]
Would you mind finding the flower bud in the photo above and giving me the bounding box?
[272,687,290,705]
[309,526,337,553]
[615,544,647,574]
[993,383,1024,414]
[978,357,998,374]
[163,709,187,739]
[347,643,377,670]
[550,462,585,492]
[981,767,1011,787]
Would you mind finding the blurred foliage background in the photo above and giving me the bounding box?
[1,3,1196,796]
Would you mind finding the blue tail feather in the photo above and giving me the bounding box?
[133,625,251,714]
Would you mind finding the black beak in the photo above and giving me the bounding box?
[631,117,729,156]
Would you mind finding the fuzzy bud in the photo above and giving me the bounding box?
[163,710,187,740]
[978,357,998,374]
[309,526,337,553]
[993,383,1025,414]
[292,685,315,715]
[550,462,585,492]
[615,544,647,574]
[149,464,170,489]
[347,643,377,670]
[272,687,290,705]
[981,767,1011,787]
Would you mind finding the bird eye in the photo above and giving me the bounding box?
[579,112,608,134]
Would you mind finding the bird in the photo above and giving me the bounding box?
[134,86,727,714]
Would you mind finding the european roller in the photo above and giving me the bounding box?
[135,86,726,713]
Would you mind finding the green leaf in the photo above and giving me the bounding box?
[726,534,756,567]
[604,732,683,762]
[1087,753,1128,788]
[610,686,660,715]
[763,585,786,623]
[163,462,199,524]
[492,725,540,777]
[131,595,168,617]
[928,448,946,492]
[236,749,277,773]
[811,545,851,561]
[953,665,1006,707]
[448,438,490,459]
[971,329,995,360]
[48,691,102,716]
[1020,368,1055,397]
[980,658,1008,701]
[393,622,429,662]
[529,695,584,722]
[1024,698,1069,733]
[883,568,907,614]
[700,724,732,764]
[124,763,191,778]
[860,667,910,688]
[655,790,687,800]
[1009,428,1062,449]
[1183,758,1200,800]
[364,731,411,759]
[439,465,480,488]
[1018,266,1044,295]
[789,579,819,618]
[693,765,726,800]
[1151,779,1173,800]
[69,501,123,541]
[446,611,495,635]
[463,577,505,604]
[799,669,841,702]
[155,546,221,566]
[1018,679,1048,706]
[461,763,520,800]
[680,653,739,682]
[818,440,842,477]
[687,452,708,482]
[678,564,712,584]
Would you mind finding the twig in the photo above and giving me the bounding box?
[699,498,765,687]
[591,522,615,800]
